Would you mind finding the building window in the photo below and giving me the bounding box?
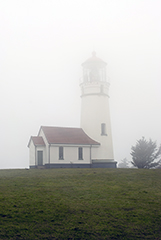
[78,147,83,160]
[101,123,107,135]
[59,146,64,160]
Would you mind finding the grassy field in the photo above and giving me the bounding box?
[0,168,161,239]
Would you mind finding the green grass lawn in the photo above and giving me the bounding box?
[0,168,161,239]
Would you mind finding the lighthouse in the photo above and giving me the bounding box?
[28,52,116,169]
[80,52,115,166]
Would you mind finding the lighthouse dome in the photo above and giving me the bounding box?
[81,52,107,82]
[82,51,107,69]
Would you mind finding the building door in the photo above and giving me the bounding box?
[37,151,43,166]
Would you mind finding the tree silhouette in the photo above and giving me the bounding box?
[118,158,129,168]
[131,137,161,169]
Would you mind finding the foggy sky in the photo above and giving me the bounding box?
[0,0,161,168]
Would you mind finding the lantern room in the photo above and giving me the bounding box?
[81,51,107,83]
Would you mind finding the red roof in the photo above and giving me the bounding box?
[30,136,45,146]
[82,51,107,67]
[40,126,100,145]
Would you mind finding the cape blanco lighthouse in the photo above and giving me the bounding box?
[28,52,117,168]
[80,52,115,167]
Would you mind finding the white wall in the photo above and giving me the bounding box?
[50,145,91,164]
[35,146,46,165]
[29,140,47,166]
[29,140,35,166]
[38,128,48,164]
[80,81,114,160]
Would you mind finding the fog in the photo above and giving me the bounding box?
[0,0,161,168]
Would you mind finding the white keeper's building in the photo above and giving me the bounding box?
[28,52,117,168]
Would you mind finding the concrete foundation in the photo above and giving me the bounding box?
[30,161,117,169]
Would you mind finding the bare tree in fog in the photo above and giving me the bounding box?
[118,158,129,168]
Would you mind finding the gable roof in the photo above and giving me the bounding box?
[40,126,100,145]
[28,136,45,147]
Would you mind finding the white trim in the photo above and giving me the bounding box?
[49,143,100,147]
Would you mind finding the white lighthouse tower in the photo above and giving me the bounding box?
[80,52,116,167]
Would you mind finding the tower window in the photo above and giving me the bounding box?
[78,147,83,160]
[101,123,107,135]
[59,146,64,160]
